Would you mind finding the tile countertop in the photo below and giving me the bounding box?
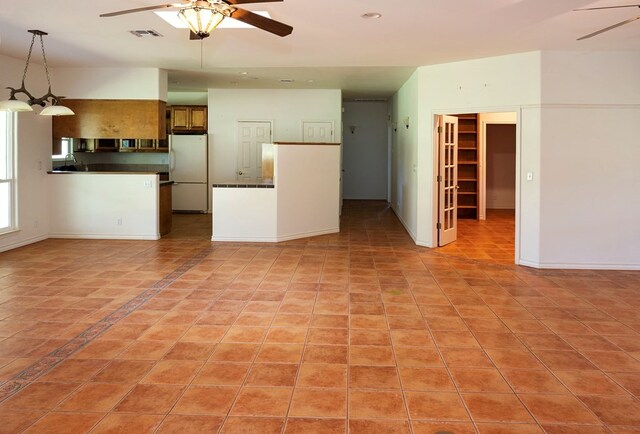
[212,180,274,188]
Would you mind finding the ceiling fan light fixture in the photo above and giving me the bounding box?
[0,30,74,115]
[178,4,226,37]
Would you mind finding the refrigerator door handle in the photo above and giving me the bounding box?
[169,149,176,173]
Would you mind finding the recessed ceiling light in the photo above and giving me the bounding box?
[361,12,382,19]
[239,71,248,75]
[155,11,272,29]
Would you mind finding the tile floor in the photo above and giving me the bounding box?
[0,200,639,433]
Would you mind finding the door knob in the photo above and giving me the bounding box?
[455,185,460,189]
[238,171,244,175]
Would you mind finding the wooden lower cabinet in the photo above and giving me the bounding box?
[159,183,173,236]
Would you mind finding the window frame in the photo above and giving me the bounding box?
[0,112,18,236]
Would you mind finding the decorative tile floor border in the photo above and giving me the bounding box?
[0,246,214,402]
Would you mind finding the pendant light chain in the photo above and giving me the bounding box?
[20,33,37,86]
[38,33,53,90]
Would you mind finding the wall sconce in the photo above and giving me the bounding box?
[349,125,356,134]
[0,30,74,115]
[403,117,410,129]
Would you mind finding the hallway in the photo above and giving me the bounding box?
[0,200,639,433]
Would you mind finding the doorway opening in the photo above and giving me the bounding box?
[435,111,519,263]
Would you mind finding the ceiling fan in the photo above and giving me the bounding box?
[575,4,640,40]
[100,0,293,39]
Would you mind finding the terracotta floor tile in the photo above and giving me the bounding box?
[450,368,512,392]
[114,383,184,413]
[245,363,298,387]
[255,344,304,363]
[440,347,494,368]
[350,329,392,346]
[140,360,203,384]
[264,327,308,344]
[230,387,292,417]
[0,410,45,433]
[38,358,109,382]
[304,345,348,364]
[554,370,628,395]
[608,372,640,396]
[180,325,227,343]
[221,326,267,343]
[485,348,545,370]
[349,389,407,419]
[311,314,348,328]
[349,419,411,433]
[162,341,215,361]
[192,362,250,385]
[289,388,346,417]
[519,394,601,424]
[172,385,238,415]
[22,412,103,434]
[56,382,132,412]
[355,345,403,366]
[398,367,456,392]
[541,425,608,434]
[501,369,569,394]
[90,413,163,433]
[116,340,174,360]
[390,329,434,347]
[349,365,399,389]
[209,343,259,362]
[578,395,640,426]
[296,363,347,388]
[412,421,475,434]
[432,330,480,348]
[285,418,346,434]
[462,393,533,423]
[138,325,189,341]
[0,382,79,411]
[393,346,442,367]
[306,328,348,345]
[475,423,544,433]
[533,349,598,370]
[91,359,155,384]
[156,415,224,434]
[582,351,640,372]
[405,391,470,421]
[221,417,284,434]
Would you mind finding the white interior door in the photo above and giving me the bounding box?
[438,115,459,246]
[236,121,272,180]
[303,121,334,143]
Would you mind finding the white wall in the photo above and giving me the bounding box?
[276,144,341,240]
[49,173,159,240]
[168,91,208,105]
[0,54,53,253]
[208,89,342,183]
[54,68,167,100]
[342,101,388,200]
[389,71,420,239]
[534,51,640,269]
[486,124,516,209]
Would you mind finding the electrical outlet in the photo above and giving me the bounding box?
[116,218,123,226]
[143,180,152,188]
[526,172,534,181]
[34,220,39,228]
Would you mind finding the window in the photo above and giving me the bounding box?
[0,112,16,234]
[52,137,71,160]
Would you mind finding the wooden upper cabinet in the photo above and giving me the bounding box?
[171,105,207,133]
[52,99,167,139]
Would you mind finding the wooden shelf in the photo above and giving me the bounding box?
[455,114,479,219]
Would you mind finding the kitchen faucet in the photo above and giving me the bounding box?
[64,153,77,166]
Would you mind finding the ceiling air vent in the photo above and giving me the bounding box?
[130,30,163,38]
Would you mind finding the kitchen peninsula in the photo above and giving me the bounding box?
[212,142,341,242]
[47,171,172,239]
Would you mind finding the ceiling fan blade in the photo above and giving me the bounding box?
[100,3,183,17]
[229,7,293,36]
[574,4,640,11]
[577,15,640,40]
[224,0,283,4]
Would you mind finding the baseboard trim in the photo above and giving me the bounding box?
[518,259,640,271]
[212,227,339,243]
[49,233,160,241]
[0,234,49,253]
[389,205,418,242]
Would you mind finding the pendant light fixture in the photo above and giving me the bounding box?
[0,30,74,116]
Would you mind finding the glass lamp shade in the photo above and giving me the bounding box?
[40,105,75,116]
[0,99,34,112]
[178,6,225,36]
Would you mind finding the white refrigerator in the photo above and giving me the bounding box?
[169,134,208,212]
